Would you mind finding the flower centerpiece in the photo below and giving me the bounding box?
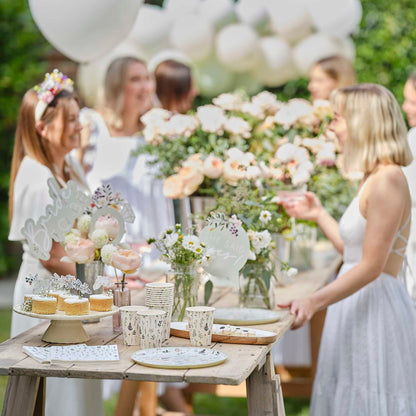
[147,224,209,321]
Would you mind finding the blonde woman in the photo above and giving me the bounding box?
[279,84,416,414]
[308,55,356,101]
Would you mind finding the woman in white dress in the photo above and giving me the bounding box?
[9,73,102,416]
[279,84,416,415]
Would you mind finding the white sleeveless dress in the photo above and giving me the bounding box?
[9,156,103,416]
[310,185,416,415]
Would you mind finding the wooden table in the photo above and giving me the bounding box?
[0,257,340,416]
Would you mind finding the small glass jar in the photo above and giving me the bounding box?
[113,282,131,332]
[167,264,199,321]
[239,261,275,310]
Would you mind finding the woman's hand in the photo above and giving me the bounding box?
[277,296,318,329]
[279,191,323,223]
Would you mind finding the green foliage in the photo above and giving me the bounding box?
[0,0,49,274]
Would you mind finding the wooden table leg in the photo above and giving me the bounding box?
[246,353,286,416]
[2,375,43,416]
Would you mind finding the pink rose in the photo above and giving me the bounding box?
[94,215,120,240]
[203,156,224,179]
[112,249,142,273]
[163,174,185,199]
[65,238,95,264]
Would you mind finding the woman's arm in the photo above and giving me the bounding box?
[40,241,76,276]
[281,167,407,328]
[282,192,344,254]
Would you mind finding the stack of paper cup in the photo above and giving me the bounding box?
[145,282,174,341]
[120,306,149,346]
[186,306,216,347]
[136,309,167,348]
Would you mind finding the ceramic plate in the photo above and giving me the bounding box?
[170,322,278,345]
[131,347,227,369]
[13,304,119,320]
[213,308,280,325]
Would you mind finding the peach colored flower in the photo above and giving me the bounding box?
[163,175,185,199]
[94,215,119,240]
[183,153,204,172]
[223,159,246,186]
[203,155,224,179]
[112,249,142,273]
[65,238,95,264]
[178,166,204,196]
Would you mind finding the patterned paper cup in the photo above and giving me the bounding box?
[186,306,216,347]
[137,309,167,349]
[120,306,149,346]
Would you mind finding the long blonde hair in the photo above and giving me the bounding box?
[101,56,147,130]
[331,83,412,174]
[9,89,80,221]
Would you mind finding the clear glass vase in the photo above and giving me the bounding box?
[112,282,131,332]
[239,262,275,310]
[289,222,317,271]
[168,264,199,322]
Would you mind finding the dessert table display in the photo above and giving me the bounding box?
[0,257,340,416]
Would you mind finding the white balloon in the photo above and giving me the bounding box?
[307,0,362,38]
[233,72,263,96]
[129,5,172,56]
[293,33,341,76]
[147,49,192,73]
[335,37,356,61]
[266,0,313,44]
[77,41,146,107]
[198,0,236,31]
[254,36,297,87]
[216,24,261,73]
[29,0,143,63]
[164,0,200,19]
[170,14,214,62]
[194,59,234,97]
[235,0,269,33]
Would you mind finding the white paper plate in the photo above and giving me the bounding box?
[131,347,227,369]
[213,308,281,325]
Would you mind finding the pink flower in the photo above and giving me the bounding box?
[65,238,95,264]
[94,215,120,240]
[112,249,142,273]
[203,155,224,179]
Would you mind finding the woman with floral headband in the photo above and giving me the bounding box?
[8,70,102,416]
[279,84,416,414]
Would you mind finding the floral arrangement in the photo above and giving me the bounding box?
[147,224,210,320]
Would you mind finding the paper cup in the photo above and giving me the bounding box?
[186,306,215,347]
[136,309,166,348]
[120,306,149,346]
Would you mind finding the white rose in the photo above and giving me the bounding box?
[213,92,244,111]
[143,123,164,145]
[196,105,226,134]
[224,116,251,138]
[183,153,204,172]
[226,147,255,166]
[91,229,109,249]
[246,165,261,180]
[203,155,224,179]
[251,91,281,114]
[241,102,265,119]
[76,214,91,235]
[64,229,81,245]
[141,108,172,126]
[275,143,297,163]
[316,148,336,166]
[101,244,118,265]
[275,99,314,127]
[294,147,309,163]
[164,114,199,139]
[292,169,311,187]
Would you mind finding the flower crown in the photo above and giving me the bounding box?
[34,69,74,122]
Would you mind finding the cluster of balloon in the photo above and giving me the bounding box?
[29,0,362,104]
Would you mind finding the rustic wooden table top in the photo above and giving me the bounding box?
[0,257,341,386]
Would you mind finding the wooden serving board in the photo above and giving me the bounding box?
[170,322,278,345]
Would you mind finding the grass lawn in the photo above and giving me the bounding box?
[0,309,310,415]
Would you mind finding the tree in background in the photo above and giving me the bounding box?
[0,0,48,273]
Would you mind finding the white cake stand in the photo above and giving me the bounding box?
[13,304,119,344]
